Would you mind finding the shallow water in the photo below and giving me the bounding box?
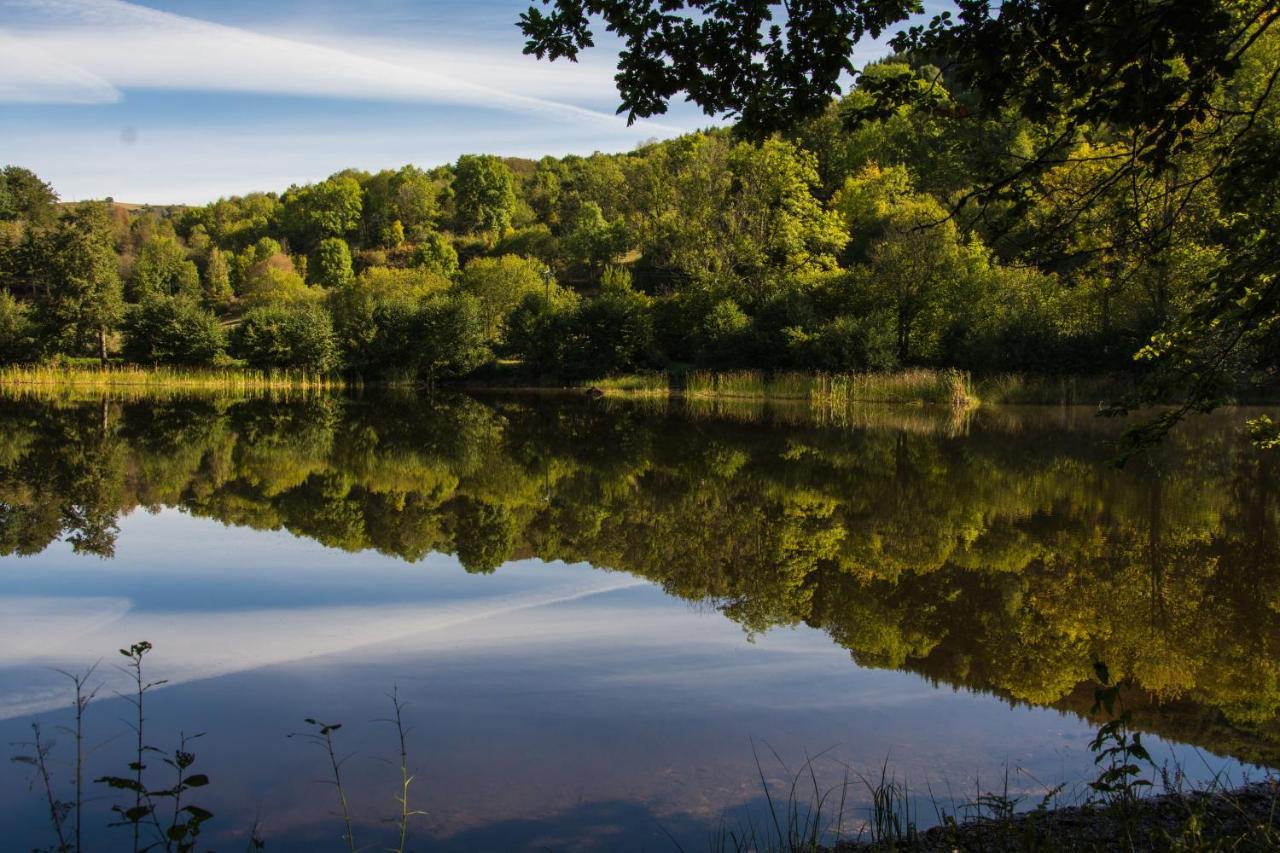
[0,392,1276,850]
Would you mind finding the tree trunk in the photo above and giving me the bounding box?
[98,324,108,366]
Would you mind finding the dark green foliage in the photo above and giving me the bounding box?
[232,302,340,373]
[0,290,33,364]
[31,202,124,364]
[451,497,516,573]
[122,296,227,366]
[414,293,491,383]
[0,166,59,225]
[519,1,914,132]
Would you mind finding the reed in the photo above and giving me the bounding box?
[0,364,344,394]
[587,368,980,410]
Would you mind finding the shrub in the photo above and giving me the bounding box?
[232,302,340,372]
[122,296,227,365]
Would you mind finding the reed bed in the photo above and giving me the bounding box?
[585,368,979,410]
[0,364,345,395]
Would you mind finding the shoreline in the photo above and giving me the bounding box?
[833,780,1279,851]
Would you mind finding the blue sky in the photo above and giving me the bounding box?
[0,0,907,204]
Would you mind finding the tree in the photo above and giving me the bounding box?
[131,234,201,301]
[453,155,516,236]
[563,202,628,278]
[279,175,363,253]
[0,290,32,363]
[232,303,340,373]
[238,253,315,307]
[409,232,460,279]
[33,203,124,364]
[310,238,355,289]
[0,166,59,225]
[862,201,971,363]
[361,166,438,245]
[415,294,492,383]
[457,255,551,342]
[122,296,226,365]
[626,134,845,301]
[203,248,233,309]
[520,1,1280,446]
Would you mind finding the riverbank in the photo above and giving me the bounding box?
[834,780,1279,851]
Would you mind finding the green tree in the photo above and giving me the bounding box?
[238,253,315,308]
[453,155,516,236]
[279,175,363,253]
[202,248,233,310]
[457,255,550,342]
[361,165,438,245]
[122,296,227,365]
[232,302,340,373]
[33,203,124,364]
[409,231,460,279]
[310,238,355,289]
[415,294,492,383]
[131,234,201,301]
[0,166,59,225]
[563,202,628,279]
[0,289,33,363]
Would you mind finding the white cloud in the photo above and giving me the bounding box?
[0,576,652,720]
[0,29,119,102]
[0,0,665,128]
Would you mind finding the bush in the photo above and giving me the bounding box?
[784,313,898,372]
[231,302,340,372]
[0,290,33,364]
[501,289,578,376]
[494,225,560,266]
[560,269,657,378]
[122,296,227,365]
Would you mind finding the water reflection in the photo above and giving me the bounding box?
[0,391,1277,849]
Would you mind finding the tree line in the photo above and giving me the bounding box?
[1,19,1274,393]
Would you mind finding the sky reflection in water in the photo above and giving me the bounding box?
[0,393,1275,850]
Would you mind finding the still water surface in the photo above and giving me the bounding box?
[0,392,1276,850]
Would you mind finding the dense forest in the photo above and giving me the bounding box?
[2,392,1277,765]
[0,11,1275,404]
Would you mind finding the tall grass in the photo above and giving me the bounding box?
[0,364,344,394]
[586,368,979,410]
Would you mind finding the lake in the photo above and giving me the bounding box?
[1,391,1276,851]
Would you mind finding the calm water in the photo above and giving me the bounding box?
[1,392,1276,851]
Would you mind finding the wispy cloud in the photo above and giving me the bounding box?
[0,576,651,719]
[0,0,660,128]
